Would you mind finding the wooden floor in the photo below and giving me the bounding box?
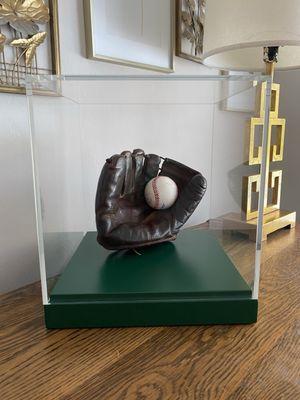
[0,226,299,400]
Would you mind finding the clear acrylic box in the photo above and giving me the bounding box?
[26,74,273,328]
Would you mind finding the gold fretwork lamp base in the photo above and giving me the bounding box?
[239,49,296,240]
[220,210,296,242]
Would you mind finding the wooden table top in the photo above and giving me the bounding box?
[1,226,299,400]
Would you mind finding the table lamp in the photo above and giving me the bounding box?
[202,0,299,240]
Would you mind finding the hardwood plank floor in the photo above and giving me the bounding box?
[0,226,299,400]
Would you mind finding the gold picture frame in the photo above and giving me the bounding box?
[0,0,60,95]
[176,0,205,64]
[83,0,174,73]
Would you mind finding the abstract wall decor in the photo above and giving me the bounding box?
[0,0,60,94]
[176,0,205,63]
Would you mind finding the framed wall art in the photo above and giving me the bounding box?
[84,0,174,73]
[176,0,205,63]
[0,0,60,95]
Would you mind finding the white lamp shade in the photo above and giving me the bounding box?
[202,0,300,71]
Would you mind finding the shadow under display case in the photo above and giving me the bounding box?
[26,74,273,328]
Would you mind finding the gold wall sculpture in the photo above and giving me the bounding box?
[0,0,60,94]
[242,81,296,240]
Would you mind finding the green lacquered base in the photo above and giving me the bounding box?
[45,230,258,328]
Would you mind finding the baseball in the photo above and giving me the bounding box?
[144,176,178,210]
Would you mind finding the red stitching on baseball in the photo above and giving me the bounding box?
[152,177,160,209]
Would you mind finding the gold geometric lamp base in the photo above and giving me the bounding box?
[220,52,296,242]
[239,53,296,241]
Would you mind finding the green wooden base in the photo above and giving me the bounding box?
[46,230,257,328]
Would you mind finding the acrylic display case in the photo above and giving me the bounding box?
[26,74,273,328]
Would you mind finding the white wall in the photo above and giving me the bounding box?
[0,0,257,293]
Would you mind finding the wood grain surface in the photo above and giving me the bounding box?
[0,227,299,400]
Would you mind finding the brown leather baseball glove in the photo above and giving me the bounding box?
[95,149,207,250]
